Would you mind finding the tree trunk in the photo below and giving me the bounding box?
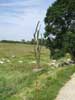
[71,51,75,62]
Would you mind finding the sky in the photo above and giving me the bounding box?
[0,0,55,41]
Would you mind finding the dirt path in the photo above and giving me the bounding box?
[56,73,75,100]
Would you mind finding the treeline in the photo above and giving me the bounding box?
[0,40,22,44]
[0,39,46,45]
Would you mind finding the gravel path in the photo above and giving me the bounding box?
[56,73,75,100]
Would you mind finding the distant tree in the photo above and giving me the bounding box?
[1,40,20,43]
[30,39,35,44]
[31,38,45,45]
[44,0,75,60]
[21,39,25,43]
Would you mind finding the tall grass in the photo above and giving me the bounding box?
[0,43,75,100]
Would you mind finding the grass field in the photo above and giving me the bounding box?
[0,43,75,100]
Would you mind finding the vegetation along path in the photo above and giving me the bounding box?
[56,73,75,100]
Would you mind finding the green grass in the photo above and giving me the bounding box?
[0,43,75,100]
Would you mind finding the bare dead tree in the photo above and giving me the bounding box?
[34,21,42,68]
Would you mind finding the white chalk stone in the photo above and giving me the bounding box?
[18,60,23,63]
[6,59,10,63]
[67,58,71,62]
[1,58,6,61]
[52,60,56,63]
[33,68,43,72]
[11,55,16,58]
[31,61,36,64]
[0,61,4,64]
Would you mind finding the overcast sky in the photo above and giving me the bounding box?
[0,0,55,41]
